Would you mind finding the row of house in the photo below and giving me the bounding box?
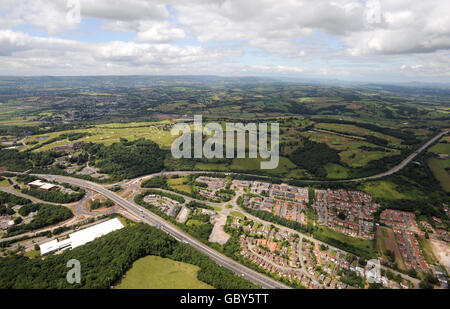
[314,189,380,239]
[380,209,420,234]
[394,228,430,273]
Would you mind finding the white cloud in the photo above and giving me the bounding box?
[0,0,449,80]
[80,0,168,21]
[0,30,232,74]
[135,22,186,43]
[345,0,450,55]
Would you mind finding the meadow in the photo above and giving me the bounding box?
[427,158,450,192]
[21,122,176,152]
[116,255,213,289]
[360,181,409,200]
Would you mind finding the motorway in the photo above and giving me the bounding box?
[120,129,449,185]
[349,129,449,182]
[36,174,290,289]
[24,129,447,288]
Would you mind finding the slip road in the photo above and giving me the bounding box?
[36,174,290,290]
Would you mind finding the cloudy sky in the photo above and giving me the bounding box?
[0,0,449,82]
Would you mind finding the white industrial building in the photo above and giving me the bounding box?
[39,218,124,255]
[28,180,57,191]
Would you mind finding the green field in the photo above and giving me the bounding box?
[286,168,309,179]
[24,250,41,259]
[313,226,377,259]
[116,256,213,289]
[428,158,450,192]
[361,180,409,200]
[186,219,205,227]
[229,156,296,175]
[325,163,349,179]
[301,130,399,168]
[167,175,193,194]
[376,227,406,270]
[195,162,229,171]
[418,237,439,265]
[230,211,245,218]
[0,179,10,187]
[193,156,298,176]
[429,142,450,155]
[24,122,176,152]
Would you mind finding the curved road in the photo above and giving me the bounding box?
[348,129,449,182]
[37,174,290,290]
[27,129,446,288]
[122,129,448,184]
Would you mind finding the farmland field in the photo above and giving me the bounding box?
[324,163,349,179]
[428,158,450,192]
[167,175,193,194]
[428,141,450,155]
[116,255,213,289]
[313,226,377,259]
[360,181,409,200]
[22,122,176,152]
[315,122,401,145]
[376,227,406,271]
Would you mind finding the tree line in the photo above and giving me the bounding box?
[0,223,257,289]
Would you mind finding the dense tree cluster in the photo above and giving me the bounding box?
[84,138,165,180]
[0,148,61,172]
[0,149,33,171]
[6,204,73,237]
[290,139,341,177]
[186,201,215,211]
[338,268,365,288]
[139,189,185,204]
[0,191,31,206]
[0,191,32,216]
[141,176,168,189]
[89,198,114,210]
[21,187,85,204]
[135,192,215,242]
[0,224,257,289]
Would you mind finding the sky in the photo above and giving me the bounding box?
[0,0,449,83]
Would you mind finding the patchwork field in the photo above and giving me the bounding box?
[376,226,406,271]
[427,158,450,192]
[116,255,213,289]
[21,122,176,152]
[418,237,439,265]
[429,143,450,155]
[314,226,377,259]
[324,163,350,179]
[167,175,193,194]
[315,122,402,145]
[360,181,407,200]
[229,156,296,175]
[301,130,399,168]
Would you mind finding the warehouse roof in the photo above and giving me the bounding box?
[39,218,124,255]
[70,218,124,249]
